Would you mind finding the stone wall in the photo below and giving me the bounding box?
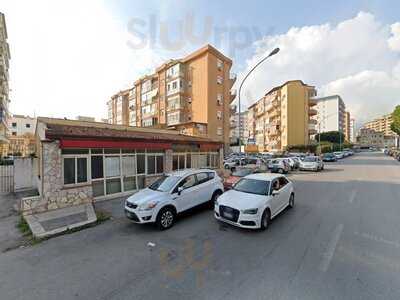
[21,141,93,215]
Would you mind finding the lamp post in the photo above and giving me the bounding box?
[237,48,280,157]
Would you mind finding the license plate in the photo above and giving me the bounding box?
[223,212,233,219]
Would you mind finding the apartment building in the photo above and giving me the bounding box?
[349,118,356,143]
[229,110,249,144]
[107,45,236,150]
[3,115,36,157]
[363,113,396,136]
[313,95,346,134]
[248,80,317,152]
[344,111,351,142]
[0,12,11,152]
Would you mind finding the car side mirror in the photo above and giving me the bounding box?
[177,186,184,195]
[272,190,280,196]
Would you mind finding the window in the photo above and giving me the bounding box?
[12,132,16,136]
[217,75,223,84]
[217,93,223,105]
[26,124,31,128]
[63,157,88,185]
[105,156,120,177]
[217,111,222,120]
[173,154,186,170]
[278,177,288,188]
[196,173,209,184]
[217,127,223,136]
[137,154,146,174]
[12,122,17,128]
[179,175,197,190]
[91,156,103,179]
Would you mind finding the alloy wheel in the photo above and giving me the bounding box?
[161,211,174,228]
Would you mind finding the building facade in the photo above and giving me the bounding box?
[0,12,11,153]
[344,111,351,142]
[2,115,36,157]
[314,95,346,134]
[357,128,384,148]
[349,118,356,143]
[247,80,317,152]
[363,113,396,136]
[107,45,236,151]
[229,110,248,145]
[21,117,223,215]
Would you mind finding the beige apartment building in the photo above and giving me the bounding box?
[0,12,11,154]
[344,111,351,142]
[363,113,396,136]
[248,80,317,152]
[3,115,36,157]
[108,45,236,150]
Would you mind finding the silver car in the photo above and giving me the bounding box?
[299,156,324,171]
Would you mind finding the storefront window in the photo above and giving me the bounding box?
[91,156,103,179]
[77,158,88,183]
[63,156,88,185]
[137,154,146,174]
[105,156,120,177]
[63,158,75,184]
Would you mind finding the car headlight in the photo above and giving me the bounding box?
[241,208,258,214]
[138,201,158,211]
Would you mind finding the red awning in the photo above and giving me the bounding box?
[199,143,221,151]
[59,139,172,150]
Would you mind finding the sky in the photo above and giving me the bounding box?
[1,0,400,127]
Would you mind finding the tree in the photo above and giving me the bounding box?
[314,131,345,144]
[391,106,400,135]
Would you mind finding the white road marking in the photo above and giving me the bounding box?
[319,224,344,272]
[349,189,357,203]
[354,231,400,249]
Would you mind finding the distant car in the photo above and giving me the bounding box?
[268,158,290,174]
[291,157,301,169]
[299,156,324,171]
[215,173,295,230]
[224,159,237,169]
[224,168,259,190]
[333,152,344,159]
[322,153,337,162]
[125,169,224,230]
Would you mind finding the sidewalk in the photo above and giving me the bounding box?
[0,193,26,252]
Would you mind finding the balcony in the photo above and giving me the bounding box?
[266,99,279,112]
[230,89,237,103]
[167,97,184,112]
[167,112,184,126]
[309,108,318,116]
[230,73,237,84]
[309,98,318,106]
[167,86,185,97]
[268,109,280,118]
[309,128,318,135]
[309,118,318,125]
[268,126,280,136]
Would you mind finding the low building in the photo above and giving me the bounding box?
[357,128,384,148]
[21,117,223,215]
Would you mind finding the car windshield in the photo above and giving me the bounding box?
[232,169,253,177]
[324,153,333,157]
[233,178,270,196]
[304,157,318,162]
[148,175,181,192]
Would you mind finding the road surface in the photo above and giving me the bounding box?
[1,152,400,300]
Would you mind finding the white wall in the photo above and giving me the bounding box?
[9,115,36,136]
[13,157,38,192]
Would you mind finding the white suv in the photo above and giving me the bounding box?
[125,169,224,230]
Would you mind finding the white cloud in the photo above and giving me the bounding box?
[239,12,400,125]
[2,0,163,120]
[388,22,400,51]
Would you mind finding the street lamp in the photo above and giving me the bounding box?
[237,47,280,157]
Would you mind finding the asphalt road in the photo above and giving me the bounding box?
[1,152,400,300]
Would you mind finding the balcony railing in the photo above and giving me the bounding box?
[309,108,318,116]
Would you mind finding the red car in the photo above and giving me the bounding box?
[223,168,258,190]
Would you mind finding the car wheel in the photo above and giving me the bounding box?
[260,209,271,231]
[288,193,295,209]
[210,190,223,208]
[278,168,284,174]
[156,207,175,230]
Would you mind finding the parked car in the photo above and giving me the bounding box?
[268,158,291,174]
[290,157,301,169]
[224,159,237,169]
[224,168,259,190]
[333,151,344,159]
[215,173,294,230]
[299,156,324,171]
[322,153,337,162]
[125,169,224,230]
